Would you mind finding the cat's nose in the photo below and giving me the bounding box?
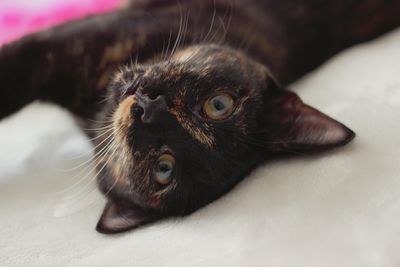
[135,93,168,125]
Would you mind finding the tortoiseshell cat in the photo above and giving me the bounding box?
[1,0,399,234]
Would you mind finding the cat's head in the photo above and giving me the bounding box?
[95,44,355,234]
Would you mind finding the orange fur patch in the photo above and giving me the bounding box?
[114,96,135,126]
[169,108,215,149]
[113,95,135,143]
[172,47,200,62]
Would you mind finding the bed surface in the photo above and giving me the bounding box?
[1,27,400,267]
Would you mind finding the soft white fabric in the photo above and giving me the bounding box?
[1,28,400,267]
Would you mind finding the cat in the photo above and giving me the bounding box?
[0,0,399,234]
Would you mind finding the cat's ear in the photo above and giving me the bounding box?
[269,89,355,151]
[96,200,161,234]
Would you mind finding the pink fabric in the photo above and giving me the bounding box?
[0,0,123,46]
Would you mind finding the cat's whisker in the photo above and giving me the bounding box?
[178,10,190,53]
[63,118,120,178]
[217,3,233,45]
[201,2,231,45]
[58,131,116,172]
[226,1,234,36]
[84,125,114,137]
[61,172,120,216]
[55,126,114,163]
[95,86,114,104]
[97,94,113,104]
[86,123,119,154]
[61,120,115,157]
[203,2,217,43]
[87,118,115,124]
[161,28,173,61]
[170,5,185,58]
[135,53,139,66]
[176,8,189,53]
[57,143,119,205]
[217,16,227,44]
[129,55,134,70]
[85,129,114,142]
[83,125,114,133]
[60,154,123,215]
[163,30,174,61]
[208,14,225,44]
[88,115,116,128]
[49,129,120,197]
[56,140,119,200]
[57,138,111,165]
[91,111,116,123]
[160,37,167,61]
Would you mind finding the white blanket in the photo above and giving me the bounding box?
[1,28,400,267]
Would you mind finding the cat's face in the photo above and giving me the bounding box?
[95,44,355,234]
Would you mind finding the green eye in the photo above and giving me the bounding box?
[203,94,234,120]
[154,154,175,184]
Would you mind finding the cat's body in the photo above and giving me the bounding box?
[2,0,399,120]
[0,0,399,234]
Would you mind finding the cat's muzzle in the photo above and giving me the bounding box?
[133,91,176,134]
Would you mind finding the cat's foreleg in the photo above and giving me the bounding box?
[0,8,175,120]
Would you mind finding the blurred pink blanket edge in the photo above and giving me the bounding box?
[0,0,122,46]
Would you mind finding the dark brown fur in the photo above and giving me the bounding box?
[1,0,399,234]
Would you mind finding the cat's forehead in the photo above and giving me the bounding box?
[137,45,266,92]
[173,45,239,64]
[172,45,255,74]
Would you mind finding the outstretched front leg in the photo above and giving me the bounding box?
[0,6,180,120]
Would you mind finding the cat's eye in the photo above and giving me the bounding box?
[203,94,234,120]
[154,154,175,184]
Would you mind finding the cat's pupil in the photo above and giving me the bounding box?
[158,161,172,173]
[154,155,175,184]
[203,94,234,119]
[213,99,226,111]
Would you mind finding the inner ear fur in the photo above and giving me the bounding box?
[265,78,355,151]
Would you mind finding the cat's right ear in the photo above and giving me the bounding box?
[96,200,161,234]
[263,75,355,152]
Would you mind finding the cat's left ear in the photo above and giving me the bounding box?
[96,200,161,234]
[268,87,355,152]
